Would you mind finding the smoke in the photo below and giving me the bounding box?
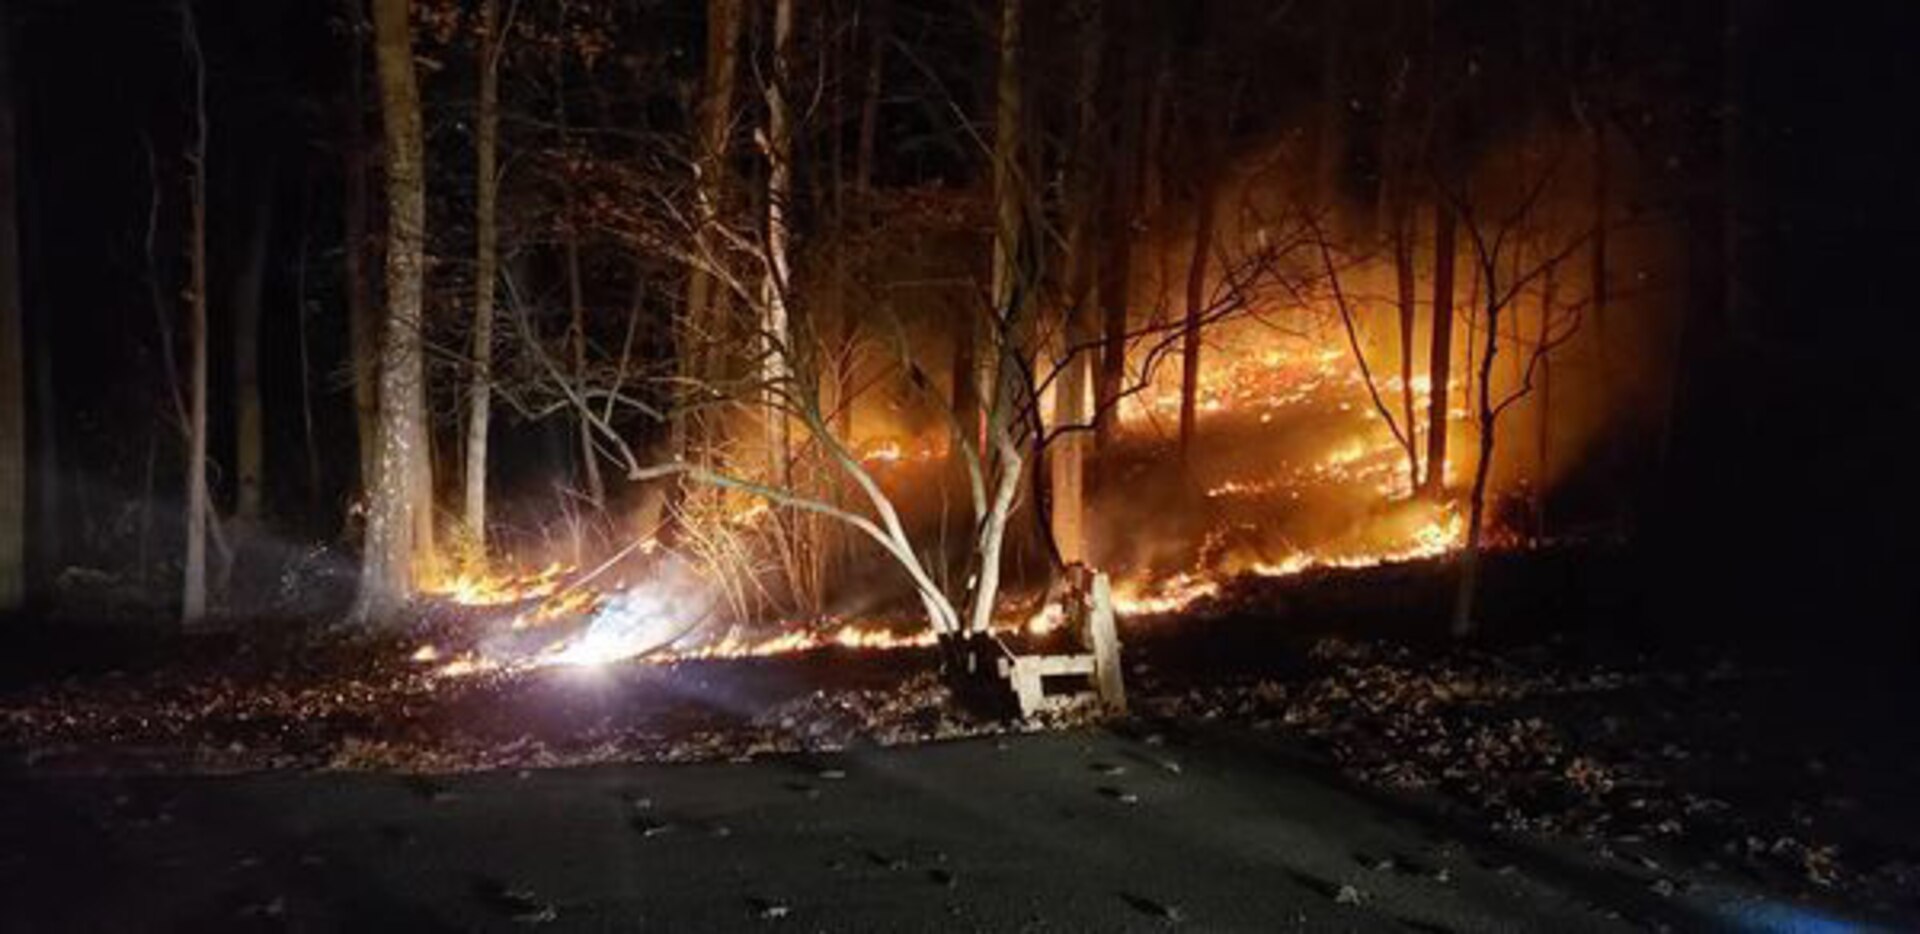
[541,554,718,666]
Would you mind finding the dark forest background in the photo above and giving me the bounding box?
[2,0,1916,659]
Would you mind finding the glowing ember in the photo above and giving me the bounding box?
[1025,602,1066,636]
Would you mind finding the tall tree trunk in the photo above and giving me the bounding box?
[1451,266,1503,638]
[1137,46,1170,225]
[1050,0,1102,568]
[1393,208,1420,489]
[1090,225,1130,454]
[181,2,210,626]
[0,9,25,611]
[352,0,428,623]
[675,0,744,467]
[552,6,603,513]
[233,181,273,521]
[409,360,434,568]
[855,0,886,207]
[464,0,499,544]
[1460,259,1479,421]
[343,0,379,504]
[987,0,1024,407]
[1315,0,1345,212]
[1092,74,1137,451]
[950,306,979,452]
[1177,172,1216,462]
[1052,326,1090,566]
[761,0,795,484]
[1588,106,1626,532]
[1422,199,1456,494]
[293,203,321,512]
[832,0,886,448]
[565,233,604,506]
[964,0,1025,638]
[1534,263,1556,539]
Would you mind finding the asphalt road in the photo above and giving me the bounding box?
[0,728,1834,932]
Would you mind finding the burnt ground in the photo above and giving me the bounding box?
[1,547,1916,930]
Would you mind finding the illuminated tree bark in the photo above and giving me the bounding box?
[464,0,499,543]
[1393,208,1420,487]
[352,0,428,623]
[1421,199,1456,494]
[1051,0,1102,567]
[1177,164,1216,463]
[968,0,1025,636]
[0,9,24,610]
[761,0,795,484]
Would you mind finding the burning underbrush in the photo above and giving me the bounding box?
[396,334,1488,677]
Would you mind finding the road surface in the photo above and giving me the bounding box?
[0,727,1838,932]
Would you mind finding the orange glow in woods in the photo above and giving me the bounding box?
[412,321,1501,675]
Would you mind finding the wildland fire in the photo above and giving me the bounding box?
[1,0,1916,929]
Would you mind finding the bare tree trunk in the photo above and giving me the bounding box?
[834,0,887,449]
[181,2,211,627]
[676,0,744,467]
[1534,263,1556,538]
[1177,173,1215,462]
[950,308,979,453]
[1451,267,1502,638]
[1588,107,1627,533]
[343,0,379,504]
[352,0,429,623]
[761,0,795,484]
[233,181,272,521]
[1422,199,1456,494]
[1393,208,1420,488]
[464,0,499,544]
[1138,46,1170,224]
[963,0,1025,639]
[549,6,603,515]
[1052,333,1090,566]
[409,362,435,568]
[855,0,886,206]
[0,10,24,610]
[1461,258,1479,422]
[1092,5,1140,453]
[1315,0,1345,212]
[987,0,1024,403]
[1092,171,1132,453]
[293,205,321,511]
[1050,0,1102,568]
[1092,229,1130,454]
[564,235,604,507]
